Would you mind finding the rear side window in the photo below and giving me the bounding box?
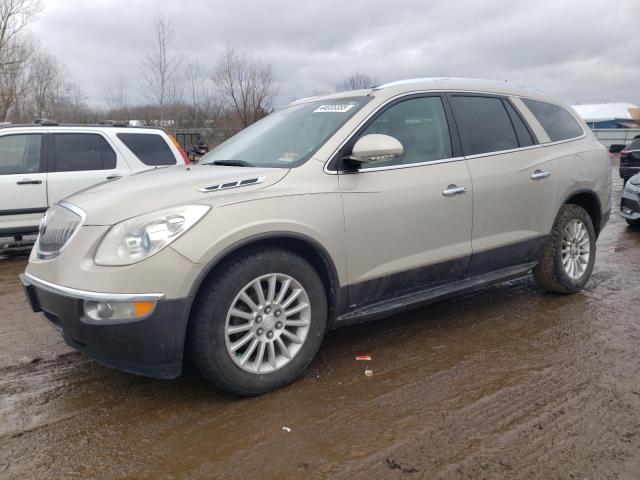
[504,100,535,147]
[0,134,41,175]
[117,133,176,166]
[53,134,117,172]
[521,99,583,142]
[450,96,518,155]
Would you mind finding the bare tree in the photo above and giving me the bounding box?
[213,46,277,128]
[28,49,57,118]
[142,13,181,123]
[105,78,127,111]
[0,0,40,120]
[335,72,378,92]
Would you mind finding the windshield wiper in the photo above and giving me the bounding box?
[209,160,254,167]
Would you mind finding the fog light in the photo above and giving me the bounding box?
[84,300,156,321]
[622,207,633,215]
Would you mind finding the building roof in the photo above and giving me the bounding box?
[571,103,639,122]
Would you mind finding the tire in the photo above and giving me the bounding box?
[187,247,327,396]
[533,204,596,294]
[626,218,640,228]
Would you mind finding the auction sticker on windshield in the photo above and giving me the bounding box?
[313,104,355,113]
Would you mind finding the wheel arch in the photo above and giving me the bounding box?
[562,189,602,236]
[186,232,342,325]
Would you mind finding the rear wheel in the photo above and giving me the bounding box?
[188,248,327,396]
[533,204,596,294]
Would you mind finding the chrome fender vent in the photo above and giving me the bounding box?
[198,176,266,193]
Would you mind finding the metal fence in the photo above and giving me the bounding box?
[591,128,640,148]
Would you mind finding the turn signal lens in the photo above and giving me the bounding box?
[84,300,157,322]
[133,301,155,317]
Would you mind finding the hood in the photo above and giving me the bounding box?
[66,164,289,225]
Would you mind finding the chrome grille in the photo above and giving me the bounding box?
[36,204,83,260]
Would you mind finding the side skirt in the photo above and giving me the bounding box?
[332,262,537,327]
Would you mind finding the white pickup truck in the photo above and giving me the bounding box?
[0,122,188,239]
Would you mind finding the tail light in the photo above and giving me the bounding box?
[620,149,629,163]
[166,132,190,164]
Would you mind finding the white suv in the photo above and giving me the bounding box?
[0,122,188,239]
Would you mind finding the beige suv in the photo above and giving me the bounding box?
[21,78,612,395]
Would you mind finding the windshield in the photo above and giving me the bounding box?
[201,97,370,168]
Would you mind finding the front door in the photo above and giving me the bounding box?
[0,133,47,234]
[338,95,473,306]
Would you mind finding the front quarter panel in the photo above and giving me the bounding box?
[170,168,347,286]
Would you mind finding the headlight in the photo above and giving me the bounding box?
[95,205,210,266]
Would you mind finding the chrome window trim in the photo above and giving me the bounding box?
[349,156,465,173]
[35,201,87,260]
[323,89,586,175]
[22,272,166,302]
[518,96,586,142]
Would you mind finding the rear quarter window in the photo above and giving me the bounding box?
[117,133,176,166]
[521,99,583,142]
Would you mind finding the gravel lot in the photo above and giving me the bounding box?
[1,157,639,479]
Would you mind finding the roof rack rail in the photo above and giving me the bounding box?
[32,118,58,126]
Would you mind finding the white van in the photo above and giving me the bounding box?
[0,122,188,239]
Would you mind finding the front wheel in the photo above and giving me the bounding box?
[533,204,596,294]
[188,248,327,396]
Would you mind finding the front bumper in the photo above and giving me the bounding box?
[621,183,640,221]
[20,273,191,379]
[620,166,640,180]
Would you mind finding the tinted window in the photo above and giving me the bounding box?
[504,100,534,147]
[53,134,116,172]
[117,133,176,166]
[0,134,42,175]
[521,98,583,142]
[357,97,453,169]
[450,96,518,155]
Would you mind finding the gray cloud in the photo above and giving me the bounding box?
[29,0,640,107]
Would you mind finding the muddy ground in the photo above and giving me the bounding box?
[1,159,639,479]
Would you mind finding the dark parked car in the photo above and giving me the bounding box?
[620,137,640,185]
[621,173,640,227]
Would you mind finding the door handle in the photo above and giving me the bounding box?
[16,179,42,185]
[530,170,551,180]
[442,185,467,196]
[106,175,121,180]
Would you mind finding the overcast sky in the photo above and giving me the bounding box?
[28,0,640,108]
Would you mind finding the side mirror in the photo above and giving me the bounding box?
[347,134,403,165]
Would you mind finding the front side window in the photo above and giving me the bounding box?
[356,96,453,169]
[53,134,117,172]
[521,98,583,142]
[0,134,42,175]
[201,97,370,168]
[117,133,176,166]
[450,96,519,156]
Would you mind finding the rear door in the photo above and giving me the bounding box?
[0,132,47,234]
[46,132,130,204]
[448,94,556,274]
